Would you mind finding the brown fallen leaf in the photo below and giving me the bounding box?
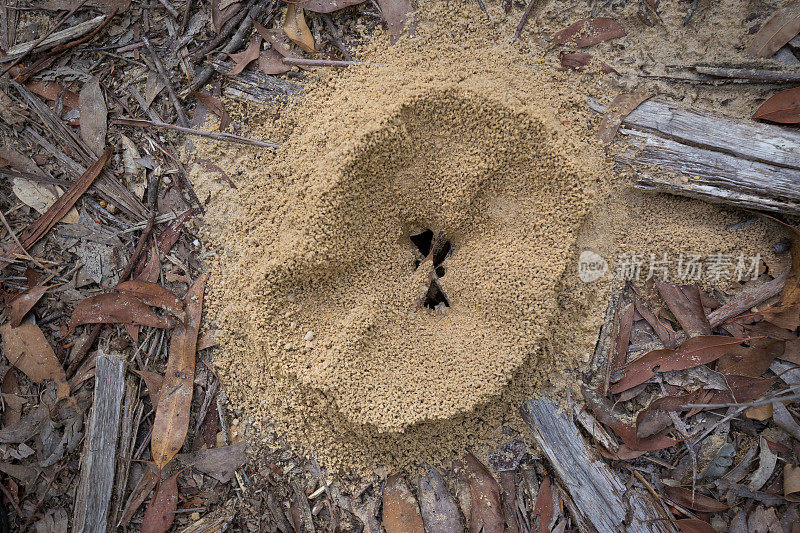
[78,76,107,157]
[69,292,175,331]
[283,4,315,53]
[9,284,49,327]
[753,86,800,124]
[559,52,617,74]
[179,441,247,483]
[133,369,164,407]
[760,224,800,327]
[552,17,626,47]
[193,91,231,131]
[613,302,634,369]
[785,464,800,502]
[300,0,365,13]
[26,80,79,111]
[746,0,800,58]
[0,147,111,271]
[664,485,727,512]
[533,475,554,533]
[458,452,504,533]
[142,472,179,533]
[212,0,242,34]
[610,335,748,394]
[597,89,653,142]
[675,518,717,533]
[376,0,413,43]
[116,280,185,319]
[383,473,425,533]
[655,281,712,337]
[716,338,784,377]
[258,49,292,75]
[636,389,713,438]
[1,369,22,426]
[151,273,208,469]
[417,466,464,533]
[226,33,262,76]
[119,465,159,527]
[0,322,69,400]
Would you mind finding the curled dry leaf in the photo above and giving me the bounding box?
[655,281,711,337]
[749,437,778,491]
[193,91,231,131]
[376,0,413,43]
[753,86,800,124]
[663,485,727,512]
[552,17,626,47]
[69,292,176,330]
[226,34,262,76]
[142,472,179,533]
[116,280,185,319]
[533,475,554,533]
[458,452,504,533]
[0,322,70,400]
[773,400,800,441]
[9,285,49,327]
[417,466,464,533]
[283,4,315,53]
[212,0,242,34]
[119,465,159,528]
[151,273,208,469]
[745,0,800,58]
[382,474,425,533]
[300,0,365,13]
[610,335,748,394]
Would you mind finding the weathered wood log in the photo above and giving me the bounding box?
[520,397,677,533]
[589,98,800,215]
[73,351,125,533]
[210,60,303,104]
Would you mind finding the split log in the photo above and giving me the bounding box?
[73,351,125,533]
[589,98,800,215]
[520,397,676,533]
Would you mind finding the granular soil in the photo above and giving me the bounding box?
[189,3,785,473]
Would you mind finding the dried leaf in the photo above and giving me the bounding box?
[458,452,504,533]
[560,52,617,74]
[0,404,48,443]
[745,402,773,420]
[12,178,80,224]
[253,22,299,59]
[610,335,747,394]
[9,285,49,327]
[212,0,242,34]
[119,465,159,527]
[749,437,778,491]
[69,292,176,330]
[26,80,79,111]
[716,338,784,378]
[0,147,111,271]
[746,0,800,58]
[116,280,185,319]
[1,369,23,426]
[383,474,425,533]
[533,475,554,533]
[180,441,247,483]
[664,485,727,512]
[417,466,463,533]
[760,225,800,327]
[597,89,653,142]
[78,76,107,157]
[258,49,292,75]
[675,518,717,533]
[0,322,69,400]
[655,281,711,337]
[151,273,208,469]
[300,0,365,13]
[283,4,315,53]
[226,34,262,76]
[785,464,800,502]
[754,86,800,124]
[142,472,179,533]
[376,0,413,43]
[613,302,634,369]
[193,91,231,131]
[553,17,626,47]
[133,369,164,407]
[773,400,800,441]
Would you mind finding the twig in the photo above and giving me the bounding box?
[189,0,258,63]
[118,175,161,282]
[514,0,538,41]
[143,36,188,127]
[282,57,385,68]
[114,117,281,148]
[179,0,193,33]
[155,0,180,19]
[683,0,699,26]
[322,13,354,61]
[0,208,58,276]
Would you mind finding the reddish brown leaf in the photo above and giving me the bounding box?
[417,466,463,533]
[675,518,717,533]
[664,486,727,512]
[783,339,800,364]
[458,452,504,533]
[613,302,634,369]
[533,475,554,533]
[119,465,159,527]
[116,280,185,319]
[142,472,178,533]
[69,293,175,330]
[636,389,712,438]
[193,91,231,131]
[151,273,208,469]
[760,224,800,327]
[0,147,111,271]
[226,34,262,76]
[133,369,164,407]
[382,474,425,533]
[258,49,292,75]
[212,0,241,34]
[610,335,748,394]
[78,76,107,157]
[597,89,653,142]
[26,80,79,110]
[656,281,712,337]
[376,0,413,44]
[253,22,298,59]
[712,375,775,404]
[300,0,365,13]
[716,338,784,377]
[746,0,800,58]
[0,322,70,400]
[9,285,49,327]
[754,86,800,124]
[553,17,626,47]
[1,369,22,426]
[560,52,617,74]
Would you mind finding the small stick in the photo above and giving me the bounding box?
[189,0,258,63]
[514,0,538,41]
[142,36,189,127]
[114,117,281,148]
[322,13,354,61]
[179,0,193,33]
[282,57,385,68]
[155,0,180,19]
[0,208,58,276]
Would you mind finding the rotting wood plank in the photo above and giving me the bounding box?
[73,350,125,533]
[519,397,677,533]
[589,98,800,215]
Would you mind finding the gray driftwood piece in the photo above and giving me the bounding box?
[73,351,125,533]
[520,397,676,533]
[589,98,800,215]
